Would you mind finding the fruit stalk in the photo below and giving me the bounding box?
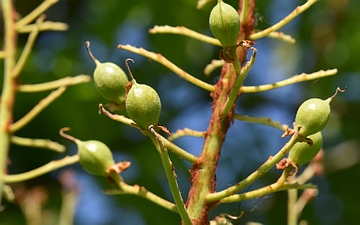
[148,132,192,225]
[0,0,17,205]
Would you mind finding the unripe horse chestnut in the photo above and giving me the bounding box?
[294,88,345,137]
[60,128,115,176]
[85,41,129,105]
[209,0,240,47]
[124,59,161,130]
[294,98,330,137]
[289,131,323,166]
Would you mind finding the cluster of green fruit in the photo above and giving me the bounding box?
[85,41,161,131]
[288,96,337,168]
[59,42,163,177]
[290,86,344,170]
[207,0,345,169]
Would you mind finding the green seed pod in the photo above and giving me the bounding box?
[289,131,323,166]
[294,98,331,137]
[60,128,115,176]
[85,41,129,105]
[294,88,346,137]
[209,0,240,47]
[124,59,161,130]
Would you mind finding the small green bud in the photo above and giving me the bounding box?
[209,0,240,47]
[85,41,129,105]
[124,59,161,130]
[126,83,161,130]
[294,98,330,137]
[289,131,323,166]
[60,128,115,176]
[294,88,346,137]
[77,140,115,176]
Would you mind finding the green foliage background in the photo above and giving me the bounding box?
[1,0,360,224]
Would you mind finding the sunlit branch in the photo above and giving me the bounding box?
[16,0,59,29]
[118,44,215,92]
[17,21,68,33]
[12,15,45,78]
[17,75,91,92]
[11,135,66,153]
[149,25,221,46]
[4,155,80,183]
[240,69,338,93]
[10,86,67,132]
[168,128,205,141]
[234,114,289,131]
[249,0,318,40]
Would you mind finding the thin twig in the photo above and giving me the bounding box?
[287,177,298,225]
[206,130,300,203]
[234,114,289,131]
[106,172,178,213]
[221,46,257,117]
[240,0,250,25]
[17,21,68,33]
[10,86,67,132]
[12,15,45,78]
[149,25,221,46]
[249,0,318,40]
[168,128,205,141]
[0,0,18,205]
[240,69,338,93]
[4,155,80,183]
[10,135,66,153]
[17,75,91,92]
[118,44,215,92]
[204,59,224,77]
[147,131,192,225]
[98,105,198,163]
[265,31,296,44]
[15,0,59,29]
[219,182,316,203]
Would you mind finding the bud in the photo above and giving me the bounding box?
[209,0,240,47]
[289,132,323,166]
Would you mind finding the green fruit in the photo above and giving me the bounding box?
[294,98,331,137]
[289,131,323,166]
[59,128,115,177]
[85,41,129,104]
[126,82,161,130]
[77,140,115,176]
[209,0,240,47]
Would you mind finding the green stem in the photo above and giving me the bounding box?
[168,128,205,141]
[147,133,192,225]
[17,21,68,33]
[240,69,338,93]
[118,44,215,92]
[287,177,298,225]
[107,172,178,213]
[240,0,250,25]
[206,132,300,203]
[220,48,242,118]
[249,0,318,40]
[10,135,66,153]
[99,105,198,163]
[12,15,45,78]
[15,0,58,29]
[234,113,288,131]
[220,181,316,203]
[17,75,91,92]
[3,155,80,183]
[149,25,221,46]
[10,86,67,132]
[221,46,256,117]
[0,0,17,205]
